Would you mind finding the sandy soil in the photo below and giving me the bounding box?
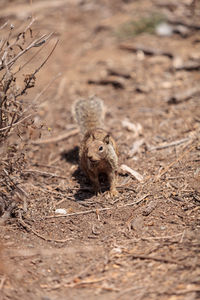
[0,1,200,299]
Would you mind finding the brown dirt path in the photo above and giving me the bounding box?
[0,1,200,299]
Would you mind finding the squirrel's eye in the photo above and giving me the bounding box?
[99,146,103,152]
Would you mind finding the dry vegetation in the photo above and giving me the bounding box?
[0,19,55,221]
[0,0,200,300]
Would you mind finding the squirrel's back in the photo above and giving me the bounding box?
[72,96,105,135]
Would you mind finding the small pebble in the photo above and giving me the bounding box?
[55,208,67,215]
[156,22,173,36]
[110,247,122,254]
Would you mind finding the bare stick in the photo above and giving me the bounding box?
[3,169,28,212]
[32,72,61,103]
[23,169,69,179]
[32,39,59,77]
[6,18,36,51]
[64,276,106,288]
[167,86,200,104]
[175,60,200,71]
[4,111,17,136]
[141,232,183,241]
[149,138,190,151]
[16,39,59,98]
[13,40,48,75]
[31,128,79,145]
[0,114,32,132]
[120,43,173,58]
[120,164,144,182]
[0,276,6,291]
[0,22,8,30]
[130,254,182,265]
[18,212,71,243]
[168,16,200,30]
[45,194,148,219]
[5,33,53,69]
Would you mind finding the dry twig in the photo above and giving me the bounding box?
[23,169,69,179]
[3,169,28,212]
[120,164,144,182]
[120,43,173,58]
[18,212,71,243]
[130,254,183,265]
[31,128,79,145]
[167,86,200,104]
[149,137,190,151]
[0,276,6,291]
[45,194,149,219]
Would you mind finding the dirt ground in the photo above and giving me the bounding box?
[0,0,200,299]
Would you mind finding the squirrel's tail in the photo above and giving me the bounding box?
[72,96,105,135]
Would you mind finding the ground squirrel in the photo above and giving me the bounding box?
[72,96,118,196]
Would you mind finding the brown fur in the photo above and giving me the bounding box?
[73,97,118,196]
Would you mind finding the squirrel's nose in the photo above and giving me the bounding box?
[89,156,96,163]
[88,153,92,159]
[88,154,97,163]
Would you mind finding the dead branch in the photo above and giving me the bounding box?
[18,212,71,243]
[3,33,53,71]
[3,169,28,212]
[107,67,131,79]
[167,86,200,104]
[120,43,173,58]
[175,60,200,71]
[130,254,183,265]
[23,169,69,180]
[120,164,144,182]
[88,77,125,89]
[3,169,28,198]
[45,194,149,219]
[0,22,8,31]
[0,114,32,132]
[0,20,57,216]
[141,232,183,241]
[149,137,190,151]
[0,276,6,291]
[32,72,61,103]
[13,40,48,75]
[168,17,200,31]
[31,128,79,145]
[16,38,58,98]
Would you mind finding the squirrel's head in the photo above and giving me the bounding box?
[85,130,112,165]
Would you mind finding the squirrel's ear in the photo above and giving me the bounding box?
[84,132,91,140]
[91,132,95,140]
[85,131,95,140]
[104,134,110,144]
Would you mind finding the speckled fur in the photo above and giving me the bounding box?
[73,97,118,196]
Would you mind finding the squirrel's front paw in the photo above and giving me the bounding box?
[105,188,119,198]
[94,187,102,196]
